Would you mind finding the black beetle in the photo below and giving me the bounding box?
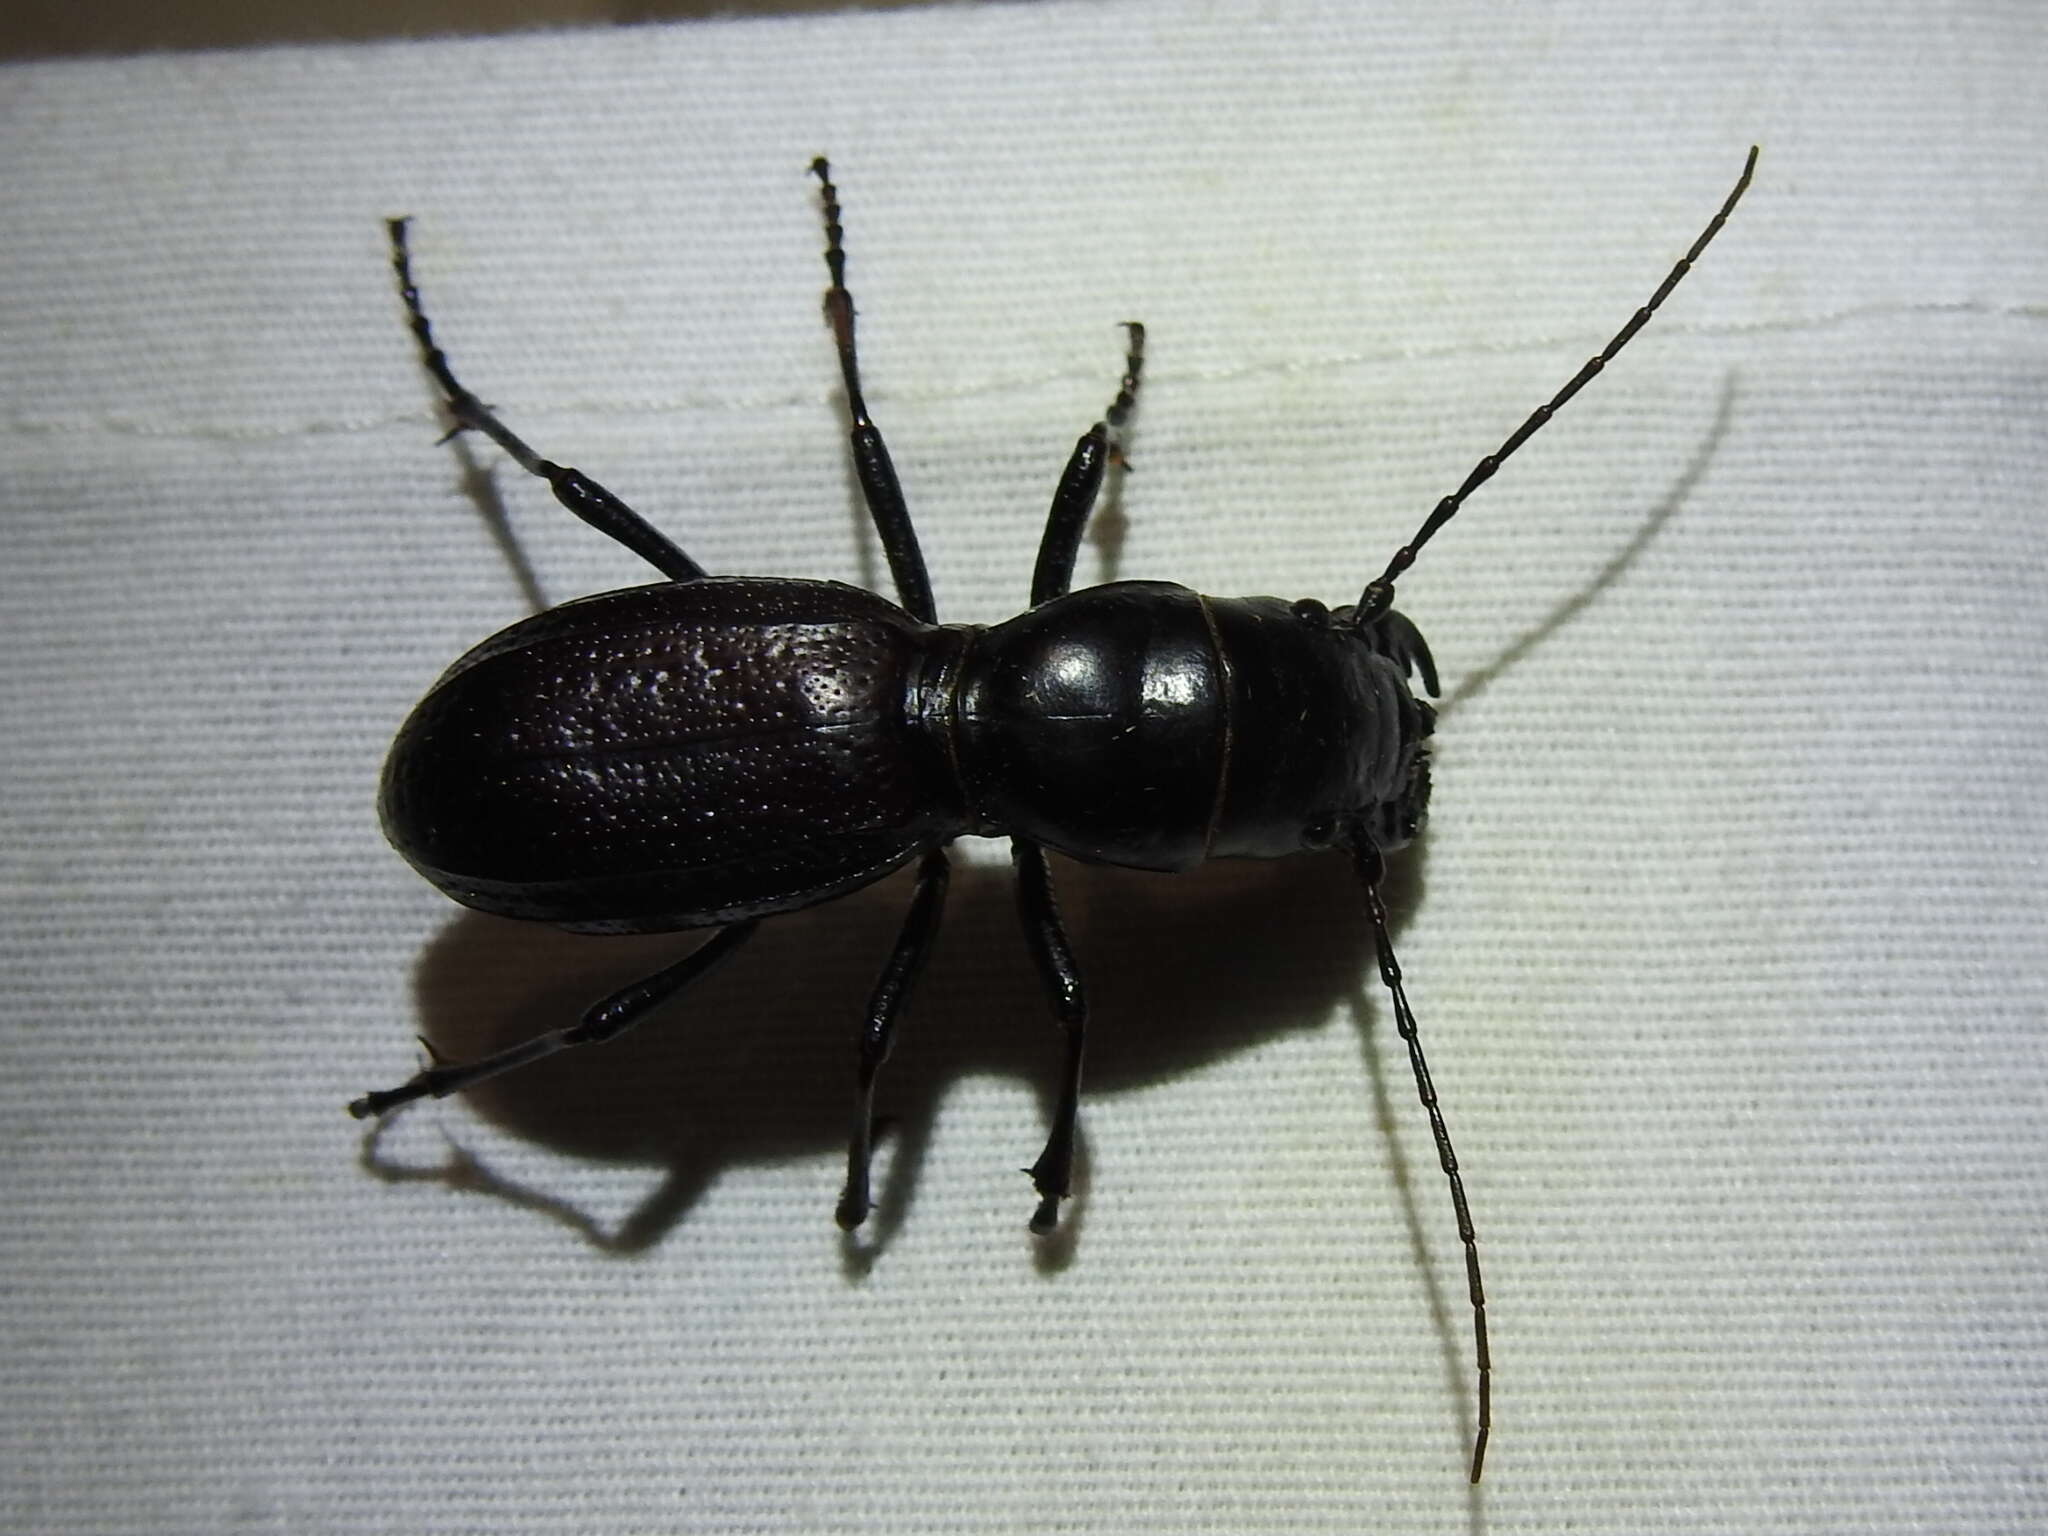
[352,151,1757,1482]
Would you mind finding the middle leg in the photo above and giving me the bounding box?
[810,158,937,625]
[1012,838,1089,1234]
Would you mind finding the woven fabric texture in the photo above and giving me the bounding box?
[4,3,2045,1531]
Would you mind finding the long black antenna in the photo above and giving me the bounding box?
[1354,146,1757,626]
[1352,835,1491,1482]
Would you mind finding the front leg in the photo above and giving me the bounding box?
[1029,322,1145,606]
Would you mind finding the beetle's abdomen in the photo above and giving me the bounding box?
[381,578,959,933]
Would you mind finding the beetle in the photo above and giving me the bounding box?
[351,151,1757,1482]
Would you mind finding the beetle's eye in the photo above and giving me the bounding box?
[1291,598,1329,626]
[1302,813,1339,849]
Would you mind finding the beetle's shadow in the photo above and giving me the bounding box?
[1438,370,1739,720]
[363,843,1426,1261]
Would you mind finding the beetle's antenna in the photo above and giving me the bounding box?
[1351,834,1489,1483]
[1354,146,1756,627]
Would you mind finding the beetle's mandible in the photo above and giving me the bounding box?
[352,150,1758,1483]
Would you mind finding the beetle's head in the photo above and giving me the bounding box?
[1203,595,1437,861]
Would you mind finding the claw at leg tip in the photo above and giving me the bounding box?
[1028,1195,1061,1236]
[835,1189,869,1232]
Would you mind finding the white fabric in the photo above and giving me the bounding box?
[5,3,2045,1530]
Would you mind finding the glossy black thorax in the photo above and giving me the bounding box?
[952,580,1433,871]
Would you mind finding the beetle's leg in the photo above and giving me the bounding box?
[1011,838,1089,1234]
[810,159,937,624]
[1350,835,1490,1484]
[837,848,951,1230]
[1029,323,1145,606]
[346,921,758,1119]
[387,218,705,584]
